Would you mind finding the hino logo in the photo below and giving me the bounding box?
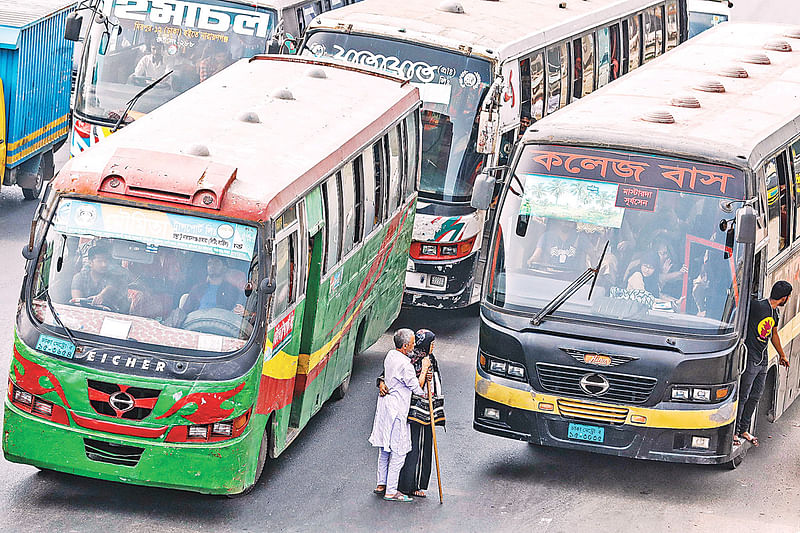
[108,391,135,413]
[579,373,610,396]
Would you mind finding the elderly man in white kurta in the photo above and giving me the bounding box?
[369,328,430,502]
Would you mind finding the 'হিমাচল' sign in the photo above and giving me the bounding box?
[523,145,745,200]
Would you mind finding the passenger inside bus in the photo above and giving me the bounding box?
[166,255,247,326]
[527,219,588,270]
[129,42,168,85]
[69,243,130,313]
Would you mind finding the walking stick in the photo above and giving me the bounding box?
[427,377,444,504]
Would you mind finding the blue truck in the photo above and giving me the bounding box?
[0,0,74,200]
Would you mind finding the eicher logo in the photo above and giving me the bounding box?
[111,0,273,38]
[82,348,168,373]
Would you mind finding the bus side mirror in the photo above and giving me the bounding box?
[64,12,82,42]
[471,173,495,210]
[98,31,110,55]
[735,205,757,244]
[260,277,276,295]
[282,33,298,54]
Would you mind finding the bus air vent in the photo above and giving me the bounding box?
[272,87,295,100]
[693,79,726,93]
[183,143,210,157]
[237,111,261,124]
[641,109,675,124]
[306,67,328,79]
[741,53,771,65]
[783,28,800,40]
[669,95,700,109]
[718,65,749,78]
[437,1,465,14]
[84,438,144,467]
[99,148,236,210]
[763,39,792,52]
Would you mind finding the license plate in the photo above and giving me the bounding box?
[429,275,446,288]
[35,334,75,359]
[567,422,604,443]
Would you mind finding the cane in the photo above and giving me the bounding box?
[426,374,444,504]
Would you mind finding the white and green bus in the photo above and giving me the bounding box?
[302,0,688,308]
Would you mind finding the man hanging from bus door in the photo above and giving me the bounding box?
[734,280,792,447]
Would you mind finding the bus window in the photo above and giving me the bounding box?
[609,24,621,81]
[765,154,792,257]
[296,8,306,35]
[531,51,545,121]
[545,45,562,114]
[644,6,664,62]
[582,33,595,97]
[372,140,385,224]
[388,125,403,211]
[558,42,570,107]
[363,147,377,235]
[655,5,665,56]
[353,157,364,244]
[666,0,679,50]
[272,232,297,319]
[622,19,630,74]
[792,140,800,241]
[322,177,342,273]
[403,113,419,199]
[597,27,610,88]
[571,38,583,100]
[341,164,357,256]
[628,14,642,71]
[519,57,532,130]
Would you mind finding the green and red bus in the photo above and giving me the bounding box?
[4,55,421,494]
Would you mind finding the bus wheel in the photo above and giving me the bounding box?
[21,172,43,201]
[227,421,270,498]
[726,453,744,470]
[331,373,351,401]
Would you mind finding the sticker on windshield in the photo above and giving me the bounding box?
[54,199,257,261]
[520,174,624,228]
[459,71,481,88]
[615,185,658,211]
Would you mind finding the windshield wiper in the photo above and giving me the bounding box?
[43,289,80,349]
[112,70,173,132]
[531,241,609,326]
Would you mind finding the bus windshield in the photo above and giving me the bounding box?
[30,199,260,355]
[302,32,492,203]
[75,0,276,124]
[488,145,746,335]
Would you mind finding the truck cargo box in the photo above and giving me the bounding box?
[0,0,74,169]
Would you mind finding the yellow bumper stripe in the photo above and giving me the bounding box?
[475,372,736,430]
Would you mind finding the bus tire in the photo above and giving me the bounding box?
[227,418,270,498]
[331,373,351,401]
[21,172,43,201]
[726,453,744,470]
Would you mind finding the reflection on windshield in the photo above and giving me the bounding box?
[75,0,275,123]
[302,32,492,202]
[31,201,259,354]
[488,153,743,334]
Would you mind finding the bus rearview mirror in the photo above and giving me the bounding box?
[64,12,82,42]
[471,173,495,210]
[260,277,276,295]
[735,205,756,244]
[98,31,109,55]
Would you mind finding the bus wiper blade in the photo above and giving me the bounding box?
[43,289,80,349]
[112,70,173,132]
[531,241,609,326]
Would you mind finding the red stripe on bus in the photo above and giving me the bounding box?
[71,411,168,438]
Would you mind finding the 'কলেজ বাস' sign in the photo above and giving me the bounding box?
[522,145,745,200]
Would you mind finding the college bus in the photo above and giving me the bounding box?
[67,0,361,156]
[472,22,800,467]
[3,56,421,494]
[302,0,688,309]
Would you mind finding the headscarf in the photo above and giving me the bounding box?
[409,329,438,373]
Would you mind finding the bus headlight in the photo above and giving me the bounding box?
[668,384,733,403]
[480,351,527,383]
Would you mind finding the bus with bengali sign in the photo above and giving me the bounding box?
[302,0,688,309]
[3,55,421,494]
[66,0,361,156]
[472,22,800,467]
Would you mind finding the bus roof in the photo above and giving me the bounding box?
[521,22,800,171]
[55,56,419,223]
[307,0,671,62]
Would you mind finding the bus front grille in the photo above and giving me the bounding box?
[536,362,657,404]
[556,398,629,425]
[84,438,144,467]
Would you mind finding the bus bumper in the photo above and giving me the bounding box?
[474,373,737,465]
[2,400,262,494]
[403,253,478,309]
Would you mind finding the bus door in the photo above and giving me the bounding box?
[291,187,326,429]
[763,151,799,421]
